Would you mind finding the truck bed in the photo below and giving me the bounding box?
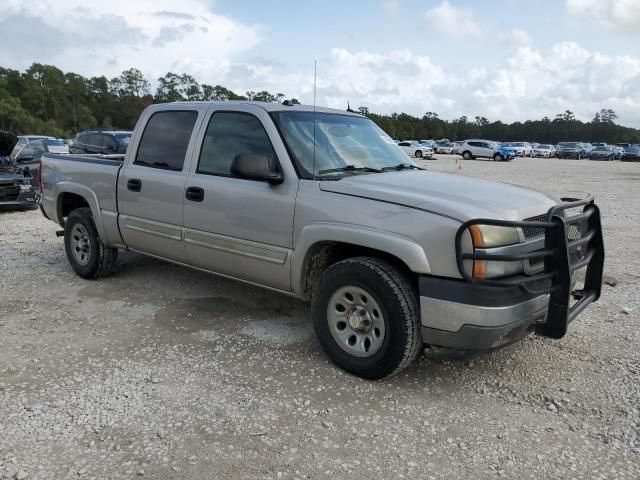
[40,153,124,222]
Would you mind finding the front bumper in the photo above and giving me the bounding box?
[420,196,604,350]
[0,186,40,209]
[557,151,581,158]
[419,276,548,349]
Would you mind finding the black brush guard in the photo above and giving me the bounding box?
[455,196,604,339]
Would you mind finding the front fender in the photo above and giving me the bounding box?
[291,222,431,295]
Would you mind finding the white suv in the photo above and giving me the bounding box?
[458,140,503,161]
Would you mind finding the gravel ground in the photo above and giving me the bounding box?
[0,155,638,479]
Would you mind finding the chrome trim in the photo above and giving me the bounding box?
[419,294,549,332]
[184,228,288,265]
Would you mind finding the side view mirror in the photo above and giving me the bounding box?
[16,155,35,163]
[230,153,283,184]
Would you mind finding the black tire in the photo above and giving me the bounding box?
[462,151,472,160]
[311,257,422,380]
[415,150,422,158]
[64,207,118,279]
[493,153,503,162]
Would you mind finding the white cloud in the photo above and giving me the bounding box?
[234,42,640,128]
[500,29,531,49]
[566,0,640,33]
[1,1,639,129]
[424,1,481,38]
[0,0,263,80]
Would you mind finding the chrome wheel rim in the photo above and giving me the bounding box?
[70,224,91,266]
[327,285,386,358]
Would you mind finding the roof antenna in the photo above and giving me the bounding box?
[312,60,317,180]
[347,101,356,113]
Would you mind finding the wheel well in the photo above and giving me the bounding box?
[58,192,90,224]
[300,241,418,301]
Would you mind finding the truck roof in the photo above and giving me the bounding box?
[165,100,362,116]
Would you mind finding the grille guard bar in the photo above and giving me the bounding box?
[454,195,605,339]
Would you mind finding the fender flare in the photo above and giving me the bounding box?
[54,181,107,241]
[291,222,431,295]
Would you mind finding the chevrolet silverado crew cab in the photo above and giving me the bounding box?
[40,102,605,380]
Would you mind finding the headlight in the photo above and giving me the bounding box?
[468,224,523,279]
[20,184,33,192]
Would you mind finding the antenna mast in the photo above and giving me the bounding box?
[312,60,317,180]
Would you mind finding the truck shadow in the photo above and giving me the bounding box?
[80,250,543,390]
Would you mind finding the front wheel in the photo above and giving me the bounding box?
[64,207,118,279]
[462,151,472,160]
[493,153,503,162]
[415,150,422,158]
[311,257,422,379]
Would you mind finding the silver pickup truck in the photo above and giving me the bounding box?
[40,102,605,379]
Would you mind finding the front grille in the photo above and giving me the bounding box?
[522,212,588,268]
[0,184,20,202]
[522,214,546,239]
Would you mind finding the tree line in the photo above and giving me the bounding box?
[1,63,638,144]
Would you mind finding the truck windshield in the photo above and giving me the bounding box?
[271,111,412,178]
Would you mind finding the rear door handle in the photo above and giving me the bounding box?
[185,186,204,202]
[127,178,142,192]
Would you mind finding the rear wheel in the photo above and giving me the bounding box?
[64,207,118,279]
[494,153,503,162]
[415,150,422,158]
[462,151,472,160]
[311,257,422,379]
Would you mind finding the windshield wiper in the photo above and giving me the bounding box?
[380,163,423,172]
[317,165,382,175]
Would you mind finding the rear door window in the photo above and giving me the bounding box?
[135,111,198,171]
[197,112,276,177]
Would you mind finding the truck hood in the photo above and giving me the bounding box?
[318,170,558,221]
[0,131,18,157]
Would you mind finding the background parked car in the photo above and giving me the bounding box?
[397,141,433,159]
[1,131,40,209]
[458,139,515,161]
[531,143,556,158]
[611,146,624,160]
[503,142,532,157]
[450,141,463,154]
[11,139,65,189]
[418,140,436,149]
[434,142,455,154]
[621,145,640,162]
[10,135,55,159]
[589,146,614,161]
[556,142,588,159]
[531,144,555,157]
[70,130,132,155]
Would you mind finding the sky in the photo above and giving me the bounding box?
[1,0,639,127]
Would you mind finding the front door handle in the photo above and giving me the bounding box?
[127,178,142,192]
[185,186,204,202]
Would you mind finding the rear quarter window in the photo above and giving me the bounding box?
[135,111,198,171]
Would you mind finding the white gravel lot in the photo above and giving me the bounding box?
[0,155,638,479]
